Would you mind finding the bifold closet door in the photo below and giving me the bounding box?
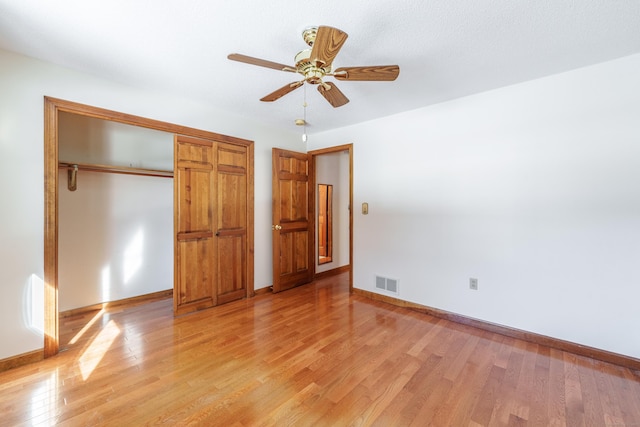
[214,142,248,305]
[174,135,216,316]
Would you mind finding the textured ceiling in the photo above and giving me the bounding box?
[1,0,639,134]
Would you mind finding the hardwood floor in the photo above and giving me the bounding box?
[1,273,639,426]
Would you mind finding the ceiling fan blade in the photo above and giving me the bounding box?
[317,82,349,108]
[228,53,296,72]
[260,81,304,102]
[310,26,348,68]
[333,65,400,81]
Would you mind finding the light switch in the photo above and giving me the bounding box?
[362,202,368,215]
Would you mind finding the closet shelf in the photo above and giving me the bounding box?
[58,161,173,178]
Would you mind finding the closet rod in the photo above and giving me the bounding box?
[58,161,173,178]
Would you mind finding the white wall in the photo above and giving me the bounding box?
[0,48,301,360]
[315,152,350,273]
[58,171,173,311]
[309,53,640,359]
[59,112,173,170]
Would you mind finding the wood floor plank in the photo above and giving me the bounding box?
[564,353,588,426]
[1,272,639,426]
[547,348,569,426]
[486,347,525,425]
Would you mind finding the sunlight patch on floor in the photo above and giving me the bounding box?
[79,319,120,381]
[69,308,106,345]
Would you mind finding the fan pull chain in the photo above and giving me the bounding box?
[302,84,308,142]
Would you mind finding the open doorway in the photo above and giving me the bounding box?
[309,144,353,289]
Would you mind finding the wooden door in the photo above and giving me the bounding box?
[272,148,314,292]
[215,142,248,305]
[174,135,216,315]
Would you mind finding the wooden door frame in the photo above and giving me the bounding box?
[43,97,254,357]
[308,144,354,292]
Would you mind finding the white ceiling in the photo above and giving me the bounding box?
[1,0,639,134]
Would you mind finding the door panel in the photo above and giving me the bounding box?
[174,135,216,316]
[216,235,245,304]
[176,238,214,309]
[272,148,313,292]
[176,169,213,232]
[215,142,248,303]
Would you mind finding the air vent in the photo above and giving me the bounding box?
[375,275,399,295]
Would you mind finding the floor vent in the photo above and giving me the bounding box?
[375,275,399,294]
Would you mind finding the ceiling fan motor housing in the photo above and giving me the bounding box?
[295,49,330,84]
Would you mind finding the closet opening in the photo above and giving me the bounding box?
[44,97,254,358]
[56,112,174,351]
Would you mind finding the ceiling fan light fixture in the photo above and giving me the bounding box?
[302,27,318,47]
[295,49,330,84]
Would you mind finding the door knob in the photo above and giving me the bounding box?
[272,224,282,230]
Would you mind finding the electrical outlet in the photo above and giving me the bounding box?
[469,278,478,290]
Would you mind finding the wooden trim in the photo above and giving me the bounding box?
[0,349,44,373]
[59,289,172,318]
[44,97,59,358]
[246,143,255,298]
[314,265,350,280]
[45,97,253,146]
[353,288,640,371]
[348,145,353,293]
[44,96,256,359]
[308,144,353,156]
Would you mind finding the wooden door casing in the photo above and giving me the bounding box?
[44,97,255,357]
[272,148,314,293]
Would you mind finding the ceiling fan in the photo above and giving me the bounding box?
[228,26,400,108]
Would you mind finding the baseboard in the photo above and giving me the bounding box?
[0,349,44,373]
[353,288,640,371]
[254,286,272,296]
[314,265,350,280]
[60,289,173,318]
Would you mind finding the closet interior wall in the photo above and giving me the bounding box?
[57,112,174,312]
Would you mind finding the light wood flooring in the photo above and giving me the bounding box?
[1,273,639,426]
